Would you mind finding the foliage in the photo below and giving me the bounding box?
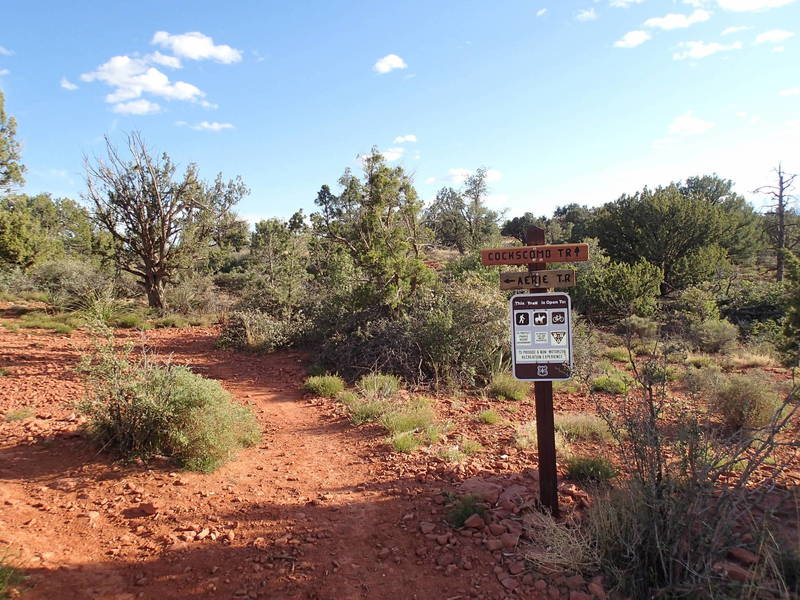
[0,90,25,191]
[711,373,783,430]
[356,373,402,400]
[554,413,611,440]
[446,494,486,528]
[591,372,630,395]
[0,551,22,599]
[4,407,34,422]
[683,363,724,396]
[671,286,720,329]
[459,436,483,455]
[489,372,529,401]
[573,243,663,320]
[780,251,800,367]
[380,398,436,435]
[162,274,222,316]
[500,212,572,245]
[30,258,112,310]
[478,409,502,424]
[566,456,616,483]
[303,375,345,398]
[603,347,630,363]
[390,431,420,453]
[688,318,739,353]
[217,310,308,352]
[78,341,260,472]
[85,133,248,309]
[619,315,659,339]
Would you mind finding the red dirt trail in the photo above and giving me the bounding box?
[0,326,509,600]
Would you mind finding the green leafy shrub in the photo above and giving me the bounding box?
[30,258,112,310]
[163,274,222,315]
[489,372,529,401]
[459,437,483,455]
[619,315,659,339]
[446,494,487,528]
[689,318,738,353]
[78,344,260,472]
[303,375,345,398]
[554,413,611,440]
[685,353,716,369]
[478,409,501,424]
[380,399,435,435]
[591,373,630,395]
[217,310,308,352]
[390,431,420,453]
[356,373,402,399]
[603,347,630,362]
[672,286,720,325]
[683,364,724,396]
[711,374,783,430]
[566,456,616,483]
[336,390,359,407]
[154,314,189,329]
[0,552,22,599]
[110,313,148,329]
[16,311,80,334]
[347,398,390,425]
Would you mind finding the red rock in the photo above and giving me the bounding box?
[378,547,390,560]
[535,579,548,591]
[136,502,158,517]
[488,523,506,536]
[522,573,535,586]
[435,534,449,546]
[463,513,485,529]
[565,574,585,590]
[727,547,759,565]
[570,592,592,600]
[461,478,502,504]
[499,576,519,590]
[548,585,561,599]
[713,561,751,582]
[500,532,520,551]
[437,551,455,566]
[419,521,436,534]
[588,582,606,599]
[508,560,525,575]
[486,538,504,551]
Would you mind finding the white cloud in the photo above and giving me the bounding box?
[611,0,646,6]
[779,88,800,95]
[722,25,751,34]
[576,8,599,21]
[644,9,711,29]
[146,51,182,69]
[81,55,205,106]
[151,31,242,63]
[112,99,161,115]
[393,134,417,143]
[668,111,715,135]
[754,29,795,43]
[716,0,796,11]
[614,30,652,47]
[773,45,786,51]
[177,120,235,131]
[536,8,548,16]
[424,177,437,184]
[382,147,405,161]
[673,40,742,59]
[448,168,502,185]
[0,69,9,76]
[373,54,407,74]
[0,46,12,56]
[60,77,78,90]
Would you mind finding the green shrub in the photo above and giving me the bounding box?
[685,353,716,369]
[78,344,260,472]
[154,314,189,329]
[217,310,308,352]
[356,373,402,399]
[459,437,483,455]
[689,318,738,353]
[619,315,659,339]
[683,364,724,396]
[0,552,22,599]
[711,374,783,430]
[673,286,720,325]
[303,375,345,398]
[478,409,502,424]
[336,390,359,407]
[380,399,435,435]
[163,274,221,316]
[446,494,487,528]
[347,398,390,425]
[110,313,148,329]
[0,367,7,377]
[17,311,80,334]
[436,447,467,462]
[603,347,630,362]
[554,413,611,440]
[489,372,529,401]
[591,373,630,395]
[566,456,616,483]
[4,407,34,422]
[390,431,420,453]
[30,259,112,310]
[514,422,538,449]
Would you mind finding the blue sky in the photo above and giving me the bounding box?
[1,0,799,222]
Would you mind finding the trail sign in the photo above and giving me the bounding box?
[480,243,589,266]
[510,292,573,381]
[499,269,575,290]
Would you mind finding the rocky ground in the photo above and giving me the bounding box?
[0,315,797,599]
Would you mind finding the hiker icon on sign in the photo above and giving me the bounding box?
[516,312,529,326]
[551,311,566,325]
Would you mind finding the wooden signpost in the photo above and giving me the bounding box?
[481,228,590,517]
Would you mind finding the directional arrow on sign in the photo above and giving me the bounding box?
[499,269,576,290]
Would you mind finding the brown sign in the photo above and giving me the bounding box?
[481,243,589,266]
[500,269,575,290]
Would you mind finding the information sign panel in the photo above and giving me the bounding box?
[510,292,573,381]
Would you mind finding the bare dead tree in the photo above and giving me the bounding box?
[84,132,246,309]
[756,164,798,282]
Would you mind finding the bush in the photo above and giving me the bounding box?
[0,552,22,599]
[672,286,720,325]
[4,407,34,422]
[110,313,148,329]
[16,311,81,334]
[689,318,738,353]
[78,344,260,472]
[303,375,345,398]
[489,372,529,401]
[478,409,502,424]
[380,399,435,435]
[459,437,483,455]
[683,364,724,396]
[163,274,222,315]
[591,373,630,395]
[347,398,390,425]
[217,310,308,352]
[154,314,189,329]
[603,347,630,363]
[554,413,611,440]
[390,431,420,453]
[619,315,659,340]
[30,258,112,310]
[446,494,486,528]
[711,374,783,430]
[566,456,616,483]
[356,373,402,399]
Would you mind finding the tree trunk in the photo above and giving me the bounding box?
[143,274,164,310]
[777,171,786,282]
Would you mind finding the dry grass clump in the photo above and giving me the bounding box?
[478,409,502,424]
[357,373,402,400]
[489,373,530,401]
[710,373,783,430]
[554,413,611,441]
[303,374,345,398]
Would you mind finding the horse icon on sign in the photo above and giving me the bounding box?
[533,312,547,326]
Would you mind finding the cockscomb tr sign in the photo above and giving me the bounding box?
[510,292,572,381]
